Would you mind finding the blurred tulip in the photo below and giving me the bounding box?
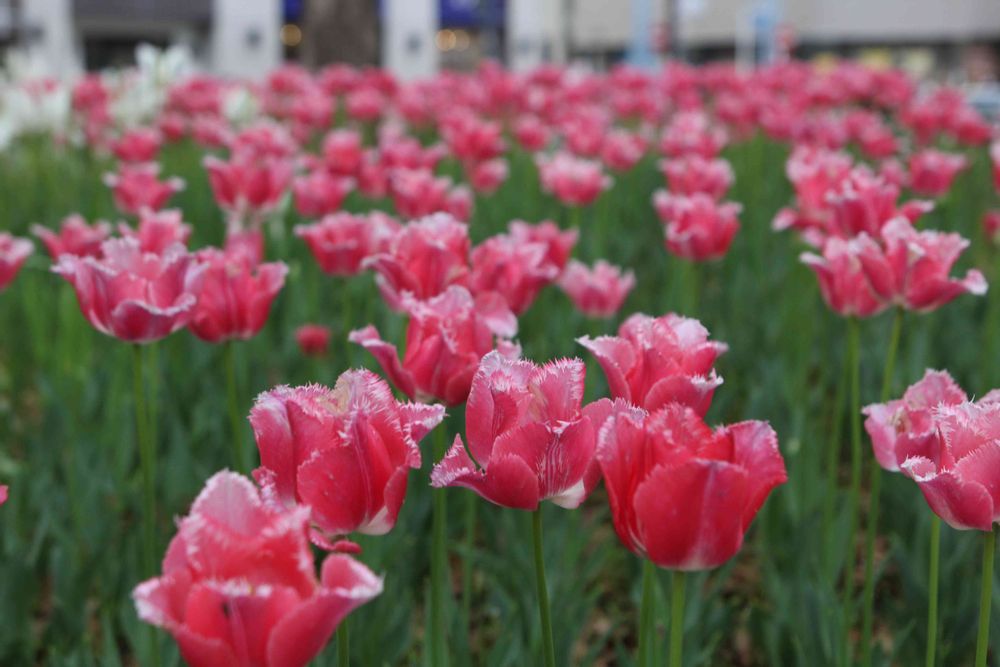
[204,155,293,223]
[507,219,578,275]
[0,233,32,291]
[469,234,558,314]
[660,156,734,200]
[557,259,635,318]
[292,170,353,218]
[295,324,330,357]
[536,152,611,207]
[653,192,741,261]
[31,214,111,259]
[111,127,162,163]
[295,211,400,276]
[800,237,887,318]
[119,208,192,254]
[908,149,968,198]
[104,163,184,216]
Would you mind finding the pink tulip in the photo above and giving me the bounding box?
[855,218,987,312]
[507,220,578,275]
[322,129,364,177]
[189,248,288,343]
[31,214,112,259]
[514,116,551,152]
[825,167,932,239]
[104,163,184,216]
[908,149,968,198]
[292,170,354,218]
[132,471,382,667]
[442,113,506,164]
[469,234,559,315]
[295,324,330,357]
[0,233,33,290]
[800,237,887,317]
[388,168,465,220]
[432,351,612,509]
[350,286,518,406]
[557,259,635,318]
[653,191,741,261]
[118,208,192,254]
[991,142,1000,193]
[660,156,734,200]
[536,152,611,207]
[983,210,1000,245]
[0,485,6,506]
[598,401,786,570]
[53,238,203,343]
[204,155,293,222]
[296,211,400,276]
[468,158,509,194]
[600,130,647,172]
[111,127,162,163]
[772,147,853,244]
[251,372,445,544]
[658,111,727,159]
[578,312,727,414]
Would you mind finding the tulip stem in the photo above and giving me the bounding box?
[822,341,848,581]
[975,527,995,667]
[132,344,159,667]
[224,342,246,473]
[638,559,657,667]
[532,509,556,667]
[843,317,862,661]
[669,570,686,667]
[860,307,902,666]
[461,493,476,629]
[430,430,449,667]
[337,621,349,666]
[925,515,941,667]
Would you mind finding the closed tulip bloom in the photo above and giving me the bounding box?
[658,111,727,159]
[0,485,6,506]
[431,352,612,510]
[536,152,611,207]
[469,234,558,315]
[104,163,184,216]
[189,248,288,343]
[855,217,987,312]
[902,400,1000,531]
[292,170,354,218]
[295,211,400,277]
[204,155,293,221]
[111,127,162,163]
[653,191,741,261]
[388,168,466,220]
[250,372,445,544]
[32,214,111,259]
[350,286,519,406]
[864,370,968,472]
[53,237,203,343]
[132,471,382,667]
[507,220,578,275]
[800,237,887,318]
[983,210,1000,246]
[364,213,470,311]
[0,233,34,291]
[295,324,330,357]
[600,129,647,172]
[826,167,932,239]
[467,158,509,194]
[118,208,192,254]
[513,115,551,152]
[597,402,787,570]
[557,259,635,318]
[322,129,364,176]
[908,149,968,197]
[578,312,727,415]
[660,156,734,200]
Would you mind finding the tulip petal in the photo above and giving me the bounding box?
[726,420,787,531]
[431,434,542,510]
[902,456,995,531]
[577,335,636,402]
[349,325,417,399]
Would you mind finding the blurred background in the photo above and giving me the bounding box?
[2,0,998,83]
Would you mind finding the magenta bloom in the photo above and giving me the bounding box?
[132,471,382,667]
[855,218,987,312]
[653,191,741,261]
[104,163,184,216]
[469,234,559,315]
[350,286,518,406]
[0,485,6,506]
[908,149,968,197]
[578,312,727,415]
[598,402,786,570]
[295,324,330,357]
[0,233,34,291]
[863,370,967,472]
[660,156,734,200]
[118,208,192,254]
[111,127,162,163]
[205,155,294,222]
[251,372,445,544]
[467,158,509,194]
[292,170,354,218]
[322,129,364,176]
[295,211,400,276]
[431,352,612,510]
[32,214,112,259]
[557,259,635,319]
[800,237,887,317]
[825,167,932,240]
[189,248,288,343]
[53,238,203,343]
[536,152,611,207]
[507,220,578,275]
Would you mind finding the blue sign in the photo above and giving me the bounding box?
[440,0,505,28]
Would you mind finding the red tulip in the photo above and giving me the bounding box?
[507,220,578,275]
[557,259,635,318]
[660,156,734,200]
[0,233,34,290]
[295,324,330,357]
[826,167,931,239]
[658,111,727,159]
[908,149,968,198]
[111,127,162,163]
[388,168,466,220]
[514,115,551,152]
[104,163,184,216]
[295,211,400,277]
[800,237,887,317]
[578,312,727,415]
[364,213,470,311]
[855,218,987,312]
[31,214,111,259]
[902,399,1000,531]
[469,234,559,315]
[224,230,266,266]
[118,208,192,254]
[350,286,518,406]
[983,210,1000,246]
[653,191,741,261]
[322,129,364,177]
[863,370,967,472]
[772,147,853,245]
[600,129,647,172]
[431,351,613,510]
[467,158,509,194]
[53,238,203,343]
[204,155,293,222]
[132,471,382,667]
[292,170,354,218]
[597,402,786,570]
[251,372,445,544]
[536,152,611,207]
[0,485,6,506]
[189,248,288,343]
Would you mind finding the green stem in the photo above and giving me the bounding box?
[337,620,349,666]
[132,344,159,667]
[843,317,862,661]
[669,571,686,667]
[532,509,556,667]
[822,348,849,581]
[462,493,476,628]
[860,308,903,666]
[925,516,941,667]
[224,342,246,473]
[430,429,449,667]
[975,528,995,667]
[638,559,657,667]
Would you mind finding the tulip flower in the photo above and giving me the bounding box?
[536,152,611,208]
[204,154,293,224]
[431,351,613,510]
[295,211,400,276]
[578,312,727,415]
[598,401,786,569]
[659,156,734,200]
[908,149,968,197]
[322,129,364,176]
[0,233,34,291]
[855,218,987,312]
[468,234,559,315]
[800,237,887,318]
[296,324,331,357]
[132,471,382,667]
[119,208,192,254]
[825,167,932,240]
[251,372,445,546]
[983,210,1000,246]
[600,130,647,172]
[557,259,635,318]
[0,484,6,506]
[658,111,727,159]
[32,214,112,260]
[350,286,518,406]
[653,191,741,261]
[104,163,184,216]
[467,158,509,194]
[53,237,202,343]
[507,220,578,275]
[111,127,162,163]
[292,170,354,218]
